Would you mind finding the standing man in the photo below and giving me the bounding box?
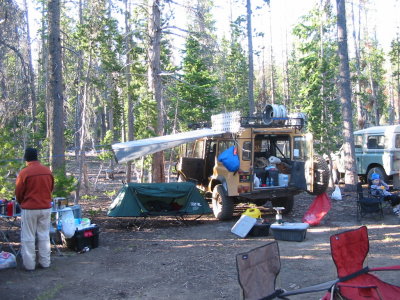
[15,148,54,271]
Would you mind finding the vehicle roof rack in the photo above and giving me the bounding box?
[240,116,305,130]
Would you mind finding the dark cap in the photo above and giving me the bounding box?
[24,148,38,162]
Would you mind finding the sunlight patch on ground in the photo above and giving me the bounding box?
[280,255,319,260]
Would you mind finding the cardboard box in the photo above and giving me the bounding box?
[64,225,99,251]
[270,222,309,242]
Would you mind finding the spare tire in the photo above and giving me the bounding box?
[307,155,330,195]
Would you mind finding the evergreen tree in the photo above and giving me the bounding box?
[175,34,219,129]
[291,3,342,154]
[216,17,249,114]
[389,36,400,123]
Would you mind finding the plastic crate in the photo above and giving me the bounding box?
[270,223,309,242]
[64,225,99,251]
[248,223,270,237]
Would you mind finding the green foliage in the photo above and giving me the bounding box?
[0,130,23,199]
[389,37,400,120]
[390,37,400,79]
[351,40,387,125]
[216,17,249,114]
[81,194,97,201]
[53,169,77,199]
[174,34,219,129]
[98,130,114,161]
[291,3,342,154]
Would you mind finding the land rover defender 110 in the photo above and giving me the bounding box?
[176,106,330,220]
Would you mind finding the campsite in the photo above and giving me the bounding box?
[1,161,399,300]
[2,0,400,298]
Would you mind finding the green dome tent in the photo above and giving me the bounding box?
[108,182,211,217]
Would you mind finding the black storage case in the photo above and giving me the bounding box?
[64,225,99,251]
[248,223,270,237]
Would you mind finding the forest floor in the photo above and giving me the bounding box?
[0,157,400,300]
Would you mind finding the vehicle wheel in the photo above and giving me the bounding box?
[271,196,294,214]
[308,155,330,195]
[212,184,234,221]
[367,166,387,184]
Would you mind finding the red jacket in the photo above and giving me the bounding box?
[15,161,54,209]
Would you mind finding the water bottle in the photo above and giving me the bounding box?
[79,246,90,254]
[57,220,62,231]
[6,201,14,216]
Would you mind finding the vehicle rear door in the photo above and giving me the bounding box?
[291,133,313,191]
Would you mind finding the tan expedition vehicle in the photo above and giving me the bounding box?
[176,108,330,220]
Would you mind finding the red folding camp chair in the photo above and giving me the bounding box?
[322,226,400,300]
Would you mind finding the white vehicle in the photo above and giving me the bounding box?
[334,125,400,187]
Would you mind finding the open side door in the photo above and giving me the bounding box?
[176,139,207,184]
[177,157,205,184]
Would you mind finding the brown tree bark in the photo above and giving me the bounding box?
[47,0,65,171]
[148,0,165,182]
[336,0,357,189]
[246,0,255,116]
[124,0,134,183]
[23,0,38,136]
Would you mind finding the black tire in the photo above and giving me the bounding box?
[271,196,294,214]
[367,166,387,183]
[212,184,234,221]
[308,155,330,195]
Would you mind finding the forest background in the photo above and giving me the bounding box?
[0,0,399,202]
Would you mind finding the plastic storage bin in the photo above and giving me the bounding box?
[270,222,309,242]
[64,225,99,251]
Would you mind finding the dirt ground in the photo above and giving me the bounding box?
[1,163,400,300]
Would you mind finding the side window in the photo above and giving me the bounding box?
[293,136,307,160]
[275,139,290,159]
[354,135,362,148]
[395,134,400,148]
[183,142,195,157]
[242,141,251,161]
[193,140,204,158]
[367,135,385,149]
[218,140,235,156]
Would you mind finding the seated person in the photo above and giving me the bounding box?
[370,173,400,216]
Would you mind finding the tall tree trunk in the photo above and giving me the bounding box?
[283,28,290,107]
[368,62,379,125]
[246,0,255,115]
[74,0,84,159]
[23,0,38,136]
[336,0,357,189]
[351,0,364,129]
[47,0,65,171]
[125,0,134,183]
[267,3,275,104]
[148,0,165,183]
[74,0,85,204]
[40,0,50,149]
